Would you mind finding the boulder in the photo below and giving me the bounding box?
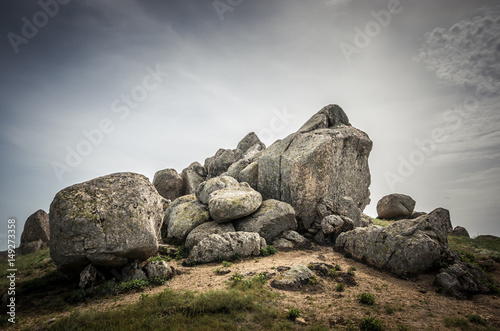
[270,265,314,290]
[79,264,104,289]
[181,162,207,195]
[205,149,237,179]
[451,226,470,238]
[153,168,184,201]
[258,105,372,231]
[234,199,297,243]
[185,221,235,251]
[434,262,490,298]
[376,194,416,220]
[49,172,163,277]
[195,175,239,205]
[237,132,265,154]
[20,209,50,244]
[208,183,262,223]
[335,208,452,276]
[144,260,175,279]
[360,213,373,227]
[162,195,197,237]
[188,232,265,263]
[166,196,210,243]
[238,161,259,189]
[272,230,311,250]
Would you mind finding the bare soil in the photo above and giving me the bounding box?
[17,246,500,330]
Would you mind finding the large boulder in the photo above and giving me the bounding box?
[188,232,265,263]
[153,168,184,201]
[434,262,490,298]
[376,194,416,220]
[185,221,235,251]
[181,162,207,195]
[165,195,210,243]
[234,199,297,243]
[209,183,263,223]
[18,210,50,255]
[195,175,239,205]
[49,172,163,277]
[335,208,452,277]
[257,105,372,231]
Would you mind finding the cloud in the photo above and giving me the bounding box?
[418,5,500,92]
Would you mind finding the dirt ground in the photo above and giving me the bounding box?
[19,246,500,330]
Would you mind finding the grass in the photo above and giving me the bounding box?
[48,278,296,331]
[372,219,394,227]
[359,293,376,305]
[0,247,54,289]
[448,235,500,260]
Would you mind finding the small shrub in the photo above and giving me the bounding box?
[359,293,375,305]
[347,266,356,275]
[287,308,301,321]
[148,255,171,263]
[466,314,487,325]
[307,263,316,270]
[116,279,149,293]
[359,317,384,331]
[384,305,395,315]
[221,261,233,268]
[335,264,342,271]
[230,272,244,283]
[64,289,86,304]
[148,277,168,285]
[253,273,268,284]
[308,276,319,285]
[267,245,277,255]
[336,283,345,292]
[260,248,270,256]
[175,245,188,260]
[329,269,338,278]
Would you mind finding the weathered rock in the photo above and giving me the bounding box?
[185,221,235,251]
[451,226,470,238]
[162,195,196,237]
[121,260,147,282]
[234,199,297,243]
[20,209,50,244]
[258,105,372,231]
[18,239,48,256]
[181,162,207,195]
[195,175,239,205]
[79,264,104,289]
[335,208,452,276]
[270,265,314,290]
[49,173,163,277]
[208,183,262,223]
[316,215,354,244]
[188,232,264,263]
[153,168,184,201]
[434,262,490,298]
[317,196,362,228]
[144,260,175,279]
[376,194,416,220]
[272,230,311,250]
[166,196,210,243]
[239,161,259,189]
[237,132,266,154]
[205,149,237,178]
[226,144,264,183]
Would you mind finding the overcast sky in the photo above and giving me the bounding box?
[1,0,499,248]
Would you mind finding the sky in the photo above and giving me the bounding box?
[1,0,499,249]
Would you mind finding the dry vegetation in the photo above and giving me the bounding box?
[1,236,499,330]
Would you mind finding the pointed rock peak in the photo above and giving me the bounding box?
[237,132,265,153]
[298,104,351,133]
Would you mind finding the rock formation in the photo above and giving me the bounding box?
[257,105,372,232]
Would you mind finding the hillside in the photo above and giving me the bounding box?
[1,235,499,330]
